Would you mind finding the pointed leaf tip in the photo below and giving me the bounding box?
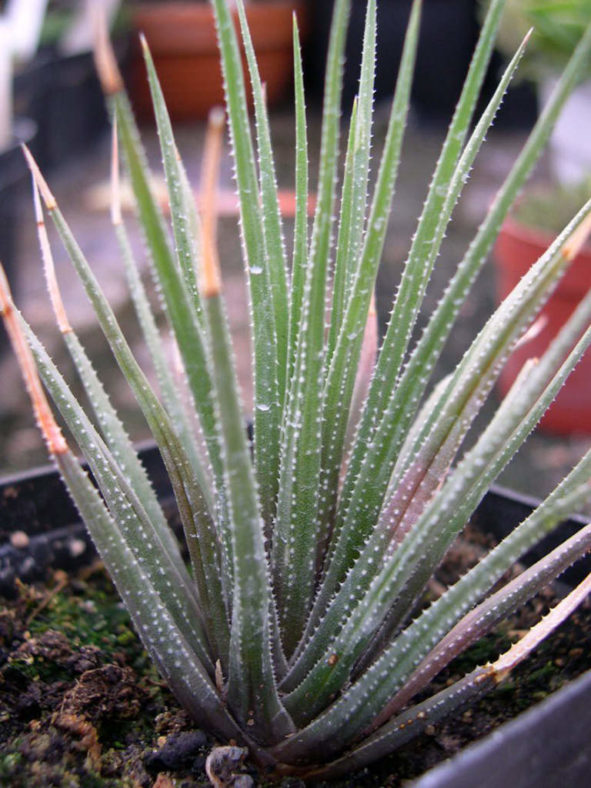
[22,145,56,211]
[562,204,591,261]
[32,181,71,335]
[91,2,124,96]
[209,105,226,130]
[493,572,591,682]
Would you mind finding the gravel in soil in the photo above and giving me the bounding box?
[1,542,590,787]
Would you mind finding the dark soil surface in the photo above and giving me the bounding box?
[1,537,590,787]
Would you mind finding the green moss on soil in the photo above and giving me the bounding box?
[1,562,590,787]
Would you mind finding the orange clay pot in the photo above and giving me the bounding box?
[494,216,591,435]
[129,1,307,121]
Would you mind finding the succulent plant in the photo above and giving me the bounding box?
[2,0,591,780]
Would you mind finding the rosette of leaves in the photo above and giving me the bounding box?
[2,0,591,779]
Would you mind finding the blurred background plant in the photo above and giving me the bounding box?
[483,0,591,182]
[488,0,591,82]
[513,176,591,234]
[484,1,591,431]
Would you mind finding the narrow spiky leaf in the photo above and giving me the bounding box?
[235,0,289,521]
[0,266,238,741]
[379,514,591,724]
[140,36,204,322]
[312,0,421,580]
[284,201,591,709]
[278,524,591,771]
[297,463,591,754]
[110,129,216,515]
[210,0,282,526]
[325,9,526,600]
[327,0,377,362]
[24,147,232,662]
[198,110,293,741]
[25,321,224,667]
[272,0,354,652]
[287,14,310,389]
[370,19,591,508]
[92,33,224,498]
[235,0,289,379]
[355,0,507,424]
[33,176,184,565]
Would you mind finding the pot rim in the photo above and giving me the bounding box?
[131,0,308,54]
[500,214,591,258]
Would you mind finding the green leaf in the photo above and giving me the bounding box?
[235,0,289,522]
[327,0,377,364]
[296,0,417,638]
[287,14,310,391]
[283,199,591,710]
[358,0,507,428]
[63,330,182,566]
[113,217,216,518]
[202,287,294,742]
[140,37,204,325]
[210,0,282,521]
[275,663,497,769]
[53,450,242,744]
[317,20,585,618]
[23,320,222,671]
[314,0,421,571]
[271,0,353,654]
[111,92,224,495]
[33,188,231,664]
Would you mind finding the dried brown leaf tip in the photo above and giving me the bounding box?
[200,107,225,299]
[22,145,57,211]
[0,265,67,456]
[91,2,124,96]
[32,181,72,334]
[493,572,591,683]
[562,206,591,261]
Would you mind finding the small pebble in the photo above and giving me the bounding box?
[69,538,87,558]
[10,531,29,549]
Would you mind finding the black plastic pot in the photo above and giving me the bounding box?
[412,668,591,788]
[305,0,538,129]
[1,447,589,784]
[305,0,478,122]
[0,118,37,353]
[13,40,129,172]
[0,443,171,595]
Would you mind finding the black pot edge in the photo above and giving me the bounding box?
[2,445,589,583]
[1,444,590,786]
[0,442,171,593]
[410,667,591,788]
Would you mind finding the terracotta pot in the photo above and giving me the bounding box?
[494,217,591,435]
[129,1,307,120]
